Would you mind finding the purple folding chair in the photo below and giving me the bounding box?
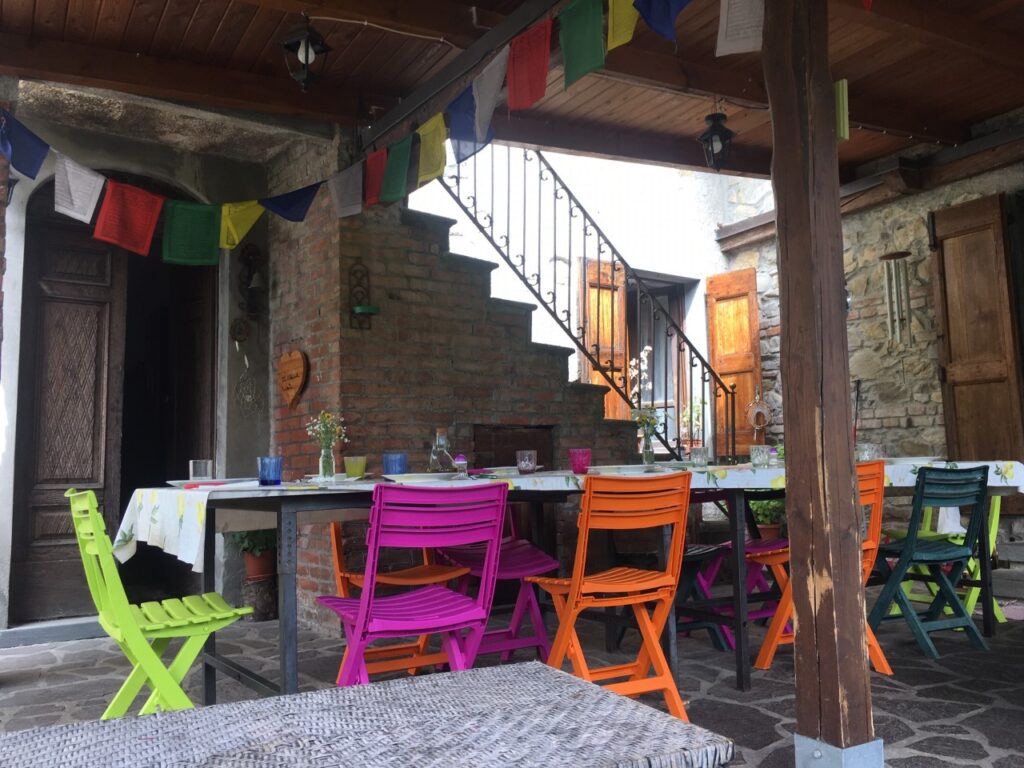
[318,483,508,686]
[439,509,558,661]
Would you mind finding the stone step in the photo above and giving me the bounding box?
[993,565,1024,600]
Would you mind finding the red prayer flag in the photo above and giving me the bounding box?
[507,19,553,111]
[364,149,388,206]
[863,0,872,7]
[93,180,165,257]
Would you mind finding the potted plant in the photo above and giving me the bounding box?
[230,529,278,582]
[750,499,786,540]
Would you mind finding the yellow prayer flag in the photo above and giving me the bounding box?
[219,200,265,250]
[608,0,640,51]
[416,113,448,186]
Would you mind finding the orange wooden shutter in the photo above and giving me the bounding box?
[579,260,631,420]
[706,268,763,455]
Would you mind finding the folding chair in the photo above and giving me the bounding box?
[751,461,892,674]
[527,473,692,720]
[66,489,252,719]
[328,520,469,679]
[869,465,990,658]
[319,483,507,686]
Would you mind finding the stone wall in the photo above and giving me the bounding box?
[266,139,638,629]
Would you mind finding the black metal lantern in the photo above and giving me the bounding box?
[281,14,331,92]
[698,113,734,172]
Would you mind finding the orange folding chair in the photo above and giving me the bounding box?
[751,460,892,674]
[328,521,469,680]
[527,473,692,720]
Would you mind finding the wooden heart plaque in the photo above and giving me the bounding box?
[277,350,308,408]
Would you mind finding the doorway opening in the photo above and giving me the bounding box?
[10,174,216,624]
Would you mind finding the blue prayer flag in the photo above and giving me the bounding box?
[259,182,323,222]
[447,87,492,164]
[1,110,50,179]
[633,0,691,42]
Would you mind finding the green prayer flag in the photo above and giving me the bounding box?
[380,135,414,203]
[162,200,221,266]
[560,0,605,89]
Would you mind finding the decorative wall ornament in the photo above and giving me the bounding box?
[349,257,378,330]
[880,250,915,345]
[277,349,309,408]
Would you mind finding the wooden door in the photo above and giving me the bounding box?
[933,196,1024,510]
[706,268,763,455]
[579,260,631,420]
[10,198,127,623]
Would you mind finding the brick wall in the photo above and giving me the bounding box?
[267,140,637,630]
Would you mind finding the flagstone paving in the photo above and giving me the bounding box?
[0,614,1022,766]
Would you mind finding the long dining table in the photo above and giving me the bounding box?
[114,458,1023,699]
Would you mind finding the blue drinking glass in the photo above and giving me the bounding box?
[382,452,409,475]
[258,456,283,486]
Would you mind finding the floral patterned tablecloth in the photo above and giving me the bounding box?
[115,460,1023,573]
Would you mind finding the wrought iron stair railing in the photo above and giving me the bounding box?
[438,143,736,460]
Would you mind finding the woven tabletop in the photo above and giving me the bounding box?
[0,662,733,767]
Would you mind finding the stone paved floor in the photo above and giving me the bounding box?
[0,612,1022,766]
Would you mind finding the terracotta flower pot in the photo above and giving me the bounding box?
[243,548,277,582]
[756,523,783,541]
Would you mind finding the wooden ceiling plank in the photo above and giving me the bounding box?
[149,0,201,58]
[0,29,374,123]
[2,0,37,36]
[63,0,100,44]
[33,0,69,39]
[830,0,1024,74]
[227,6,287,71]
[92,0,135,48]
[121,0,168,54]
[175,0,231,60]
[230,0,504,50]
[204,0,259,66]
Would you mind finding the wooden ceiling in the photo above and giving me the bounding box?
[2,0,1024,177]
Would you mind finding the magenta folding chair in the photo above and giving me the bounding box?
[318,483,507,686]
[438,508,558,661]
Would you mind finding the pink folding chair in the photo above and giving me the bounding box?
[438,508,558,661]
[318,483,508,686]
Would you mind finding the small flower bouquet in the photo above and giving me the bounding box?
[306,410,349,480]
[632,407,659,465]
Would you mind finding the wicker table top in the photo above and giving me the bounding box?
[0,662,733,767]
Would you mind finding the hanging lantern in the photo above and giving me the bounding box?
[698,113,734,172]
[281,14,331,92]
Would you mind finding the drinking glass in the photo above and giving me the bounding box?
[856,443,884,462]
[750,445,771,469]
[568,448,592,474]
[344,455,367,479]
[516,450,538,474]
[257,456,283,486]
[382,452,409,475]
[690,446,709,468]
[189,459,213,481]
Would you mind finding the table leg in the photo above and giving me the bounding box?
[202,506,218,705]
[278,505,299,695]
[660,523,679,682]
[979,498,995,638]
[728,489,751,691]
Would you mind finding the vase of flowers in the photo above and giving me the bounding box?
[306,410,349,481]
[632,407,659,466]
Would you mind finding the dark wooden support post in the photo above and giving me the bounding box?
[762,1,880,762]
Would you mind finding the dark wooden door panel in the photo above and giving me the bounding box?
[933,195,1024,513]
[579,261,630,421]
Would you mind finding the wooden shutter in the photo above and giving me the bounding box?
[933,196,1024,514]
[706,268,763,455]
[579,261,631,420]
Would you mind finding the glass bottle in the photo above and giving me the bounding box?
[642,428,656,466]
[428,427,455,472]
[319,446,336,481]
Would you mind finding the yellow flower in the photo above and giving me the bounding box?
[713,470,728,481]
[177,496,185,520]
[1001,463,1014,480]
[884,473,893,487]
[770,475,786,489]
[196,502,206,525]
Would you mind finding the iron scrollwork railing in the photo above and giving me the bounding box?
[439,144,737,461]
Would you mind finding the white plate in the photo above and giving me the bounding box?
[383,472,457,483]
[166,478,256,488]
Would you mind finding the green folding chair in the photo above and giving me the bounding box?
[869,466,990,658]
[66,489,252,719]
[884,496,1007,624]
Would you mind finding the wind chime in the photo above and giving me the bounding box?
[745,385,774,442]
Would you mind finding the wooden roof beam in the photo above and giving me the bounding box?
[233,0,503,49]
[601,47,970,145]
[830,0,1024,74]
[0,31,388,125]
[491,113,772,178]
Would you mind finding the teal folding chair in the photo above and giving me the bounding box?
[868,466,990,658]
